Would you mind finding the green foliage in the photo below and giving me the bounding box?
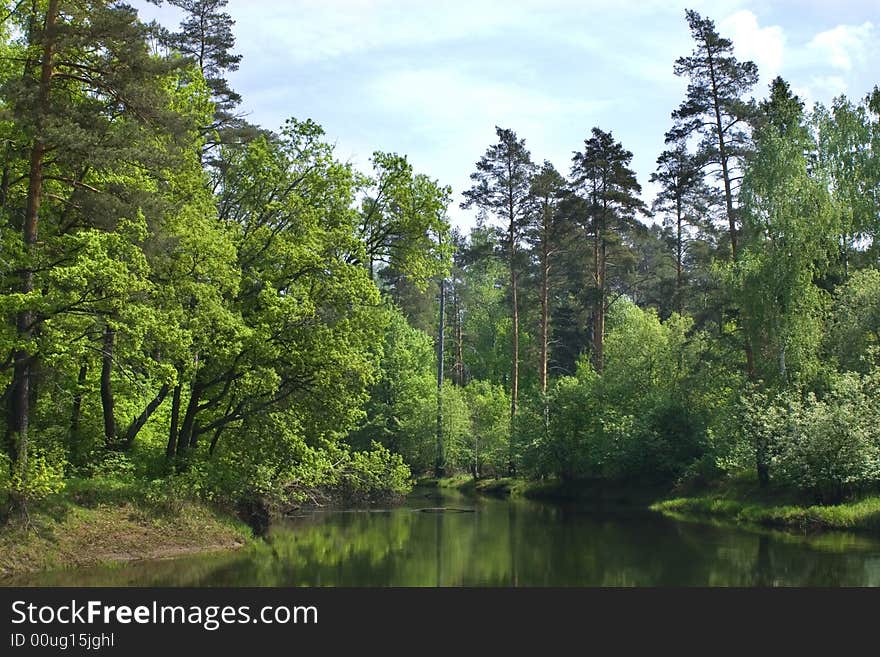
[735,81,835,387]
[517,303,721,483]
[8,449,66,504]
[3,1,880,528]
[828,268,880,372]
[336,442,413,505]
[742,371,880,502]
[463,380,509,476]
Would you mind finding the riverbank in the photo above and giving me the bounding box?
[426,474,670,507]
[653,494,880,533]
[0,489,251,577]
[428,474,880,534]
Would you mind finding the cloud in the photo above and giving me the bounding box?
[719,10,786,84]
[808,22,874,71]
[804,75,849,103]
[370,67,610,144]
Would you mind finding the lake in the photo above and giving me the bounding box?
[7,488,880,586]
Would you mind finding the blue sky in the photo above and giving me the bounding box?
[135,0,879,231]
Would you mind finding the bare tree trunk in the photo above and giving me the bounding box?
[453,280,464,386]
[69,363,88,440]
[540,234,550,394]
[166,382,182,458]
[592,218,606,373]
[435,278,445,477]
[508,197,519,474]
[100,324,117,446]
[122,384,170,448]
[9,0,60,474]
[509,256,519,473]
[177,382,202,454]
[676,195,684,314]
[705,42,738,259]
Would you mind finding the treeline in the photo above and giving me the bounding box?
[364,11,880,503]
[2,4,879,517]
[0,0,450,512]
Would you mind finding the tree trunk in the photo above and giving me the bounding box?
[69,363,88,440]
[177,382,202,455]
[756,435,769,488]
[166,382,182,458]
[705,38,738,259]
[122,384,170,448]
[0,146,10,208]
[592,216,606,373]
[100,324,117,446]
[435,278,445,478]
[509,257,519,473]
[508,201,519,474]
[540,234,550,394]
[208,425,226,456]
[676,194,684,314]
[9,1,60,474]
[453,281,464,386]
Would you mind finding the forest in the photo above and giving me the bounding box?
[1,0,879,542]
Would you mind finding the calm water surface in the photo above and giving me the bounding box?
[7,489,880,586]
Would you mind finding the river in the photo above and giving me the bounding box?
[7,488,880,586]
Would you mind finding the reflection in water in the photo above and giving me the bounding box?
[6,491,880,586]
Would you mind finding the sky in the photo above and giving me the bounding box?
[134,0,879,232]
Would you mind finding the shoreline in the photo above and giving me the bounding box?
[6,475,880,579]
[427,475,880,535]
[0,501,252,579]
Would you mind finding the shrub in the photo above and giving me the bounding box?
[336,442,413,505]
[8,448,66,504]
[767,373,880,502]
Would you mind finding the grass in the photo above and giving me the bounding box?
[653,494,880,533]
[0,477,252,577]
[651,475,880,533]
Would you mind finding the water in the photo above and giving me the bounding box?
[7,489,880,586]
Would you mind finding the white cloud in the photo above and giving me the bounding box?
[371,68,607,129]
[808,22,874,71]
[369,67,612,229]
[719,10,786,84]
[806,75,849,102]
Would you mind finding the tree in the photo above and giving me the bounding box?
[358,151,452,289]
[736,78,835,484]
[165,0,251,150]
[650,141,711,313]
[570,128,647,372]
[814,94,879,278]
[827,268,880,373]
[172,119,384,459]
[1,0,188,474]
[669,9,758,259]
[462,127,535,452]
[526,161,572,394]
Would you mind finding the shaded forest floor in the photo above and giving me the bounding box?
[428,474,880,534]
[0,480,251,577]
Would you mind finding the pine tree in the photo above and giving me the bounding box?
[526,161,571,394]
[462,127,535,460]
[669,9,758,259]
[1,0,188,471]
[650,141,711,314]
[571,128,646,372]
